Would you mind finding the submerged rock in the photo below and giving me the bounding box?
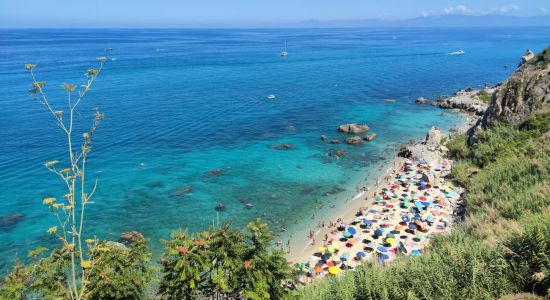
[299,187,315,195]
[204,168,225,177]
[328,148,346,158]
[345,136,362,145]
[145,181,165,189]
[338,123,370,134]
[320,135,327,141]
[170,185,193,197]
[325,186,346,196]
[0,213,24,231]
[270,143,294,150]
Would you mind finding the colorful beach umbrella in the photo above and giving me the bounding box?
[347,227,357,235]
[328,266,340,275]
[377,246,388,253]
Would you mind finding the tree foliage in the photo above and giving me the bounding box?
[158,219,293,299]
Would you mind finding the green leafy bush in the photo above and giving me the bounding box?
[158,220,293,299]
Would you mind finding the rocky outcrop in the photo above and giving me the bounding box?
[425,126,444,150]
[518,49,535,67]
[478,47,550,129]
[415,97,427,104]
[345,136,362,145]
[438,89,489,116]
[364,133,377,141]
[398,127,447,161]
[120,231,145,243]
[338,123,369,134]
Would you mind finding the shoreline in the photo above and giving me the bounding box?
[284,92,484,273]
[285,155,404,263]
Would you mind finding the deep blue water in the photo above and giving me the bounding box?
[1,27,549,271]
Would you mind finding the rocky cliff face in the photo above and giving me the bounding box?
[478,46,550,128]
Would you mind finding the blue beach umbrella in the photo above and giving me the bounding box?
[375,196,382,201]
[356,251,367,259]
[402,216,410,223]
[377,246,388,253]
[378,254,390,263]
[363,219,373,226]
[411,249,422,255]
[408,223,417,230]
[347,227,357,235]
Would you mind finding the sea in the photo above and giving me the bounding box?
[1,27,549,271]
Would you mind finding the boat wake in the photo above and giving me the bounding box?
[447,50,465,55]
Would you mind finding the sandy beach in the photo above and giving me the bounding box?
[285,156,405,264]
[285,102,482,279]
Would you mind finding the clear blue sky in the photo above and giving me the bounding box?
[1,0,548,28]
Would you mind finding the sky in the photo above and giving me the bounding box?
[0,0,549,28]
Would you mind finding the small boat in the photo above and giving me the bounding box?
[280,40,288,57]
[448,50,465,55]
[215,203,225,211]
[245,203,253,209]
[267,94,277,100]
[104,48,113,51]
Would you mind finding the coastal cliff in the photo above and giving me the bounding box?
[297,46,550,299]
[478,46,550,128]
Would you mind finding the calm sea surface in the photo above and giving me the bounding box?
[1,27,549,270]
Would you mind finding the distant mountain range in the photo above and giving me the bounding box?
[292,14,550,28]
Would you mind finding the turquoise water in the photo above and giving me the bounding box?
[1,27,549,270]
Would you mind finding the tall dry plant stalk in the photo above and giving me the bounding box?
[24,57,106,300]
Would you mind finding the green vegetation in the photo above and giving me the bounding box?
[158,220,293,299]
[477,90,492,103]
[527,47,550,69]
[293,114,550,299]
[3,55,550,299]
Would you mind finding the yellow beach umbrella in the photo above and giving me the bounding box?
[317,246,325,253]
[328,266,340,275]
[386,237,395,244]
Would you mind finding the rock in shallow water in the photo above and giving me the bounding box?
[415,97,427,104]
[345,136,362,145]
[169,185,193,197]
[0,213,24,231]
[338,123,370,134]
[364,133,377,141]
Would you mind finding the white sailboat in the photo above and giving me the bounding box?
[280,40,288,57]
